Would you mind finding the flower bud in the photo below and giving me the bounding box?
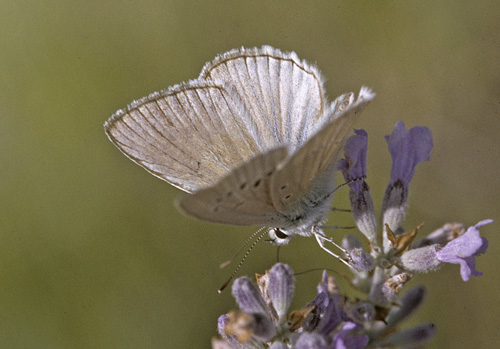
[386,286,426,327]
[232,277,268,316]
[268,263,294,322]
[378,322,436,348]
[350,247,376,272]
[400,245,443,272]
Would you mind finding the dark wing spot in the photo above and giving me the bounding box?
[239,182,247,190]
[226,191,233,198]
[292,215,303,222]
[266,169,274,176]
[280,184,288,190]
[253,179,262,187]
[284,194,291,200]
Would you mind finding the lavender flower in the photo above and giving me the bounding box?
[399,219,492,282]
[385,121,433,186]
[215,122,493,348]
[337,129,377,244]
[294,332,329,349]
[217,263,292,347]
[337,129,368,193]
[337,122,491,341]
[333,322,369,349]
[215,264,370,348]
[268,263,295,322]
[436,219,492,281]
[381,122,433,249]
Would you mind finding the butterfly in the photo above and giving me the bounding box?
[104,46,374,260]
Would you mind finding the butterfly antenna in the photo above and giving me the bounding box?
[327,176,366,197]
[326,177,365,215]
[219,227,267,269]
[293,267,340,276]
[217,228,270,294]
[330,207,351,213]
[322,225,356,230]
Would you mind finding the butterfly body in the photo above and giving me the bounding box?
[105,46,374,250]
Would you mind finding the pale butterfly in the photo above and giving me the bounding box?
[104,46,374,269]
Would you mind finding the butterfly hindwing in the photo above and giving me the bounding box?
[270,87,376,215]
[179,147,289,226]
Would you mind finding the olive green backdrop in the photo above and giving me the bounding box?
[2,1,499,348]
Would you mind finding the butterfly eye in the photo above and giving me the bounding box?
[274,228,288,239]
[269,228,291,245]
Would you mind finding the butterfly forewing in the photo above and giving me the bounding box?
[200,46,327,152]
[179,147,290,226]
[104,80,264,193]
[270,87,376,215]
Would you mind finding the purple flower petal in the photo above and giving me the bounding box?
[217,315,229,338]
[216,314,240,347]
[301,292,329,332]
[338,129,378,241]
[338,129,368,193]
[436,219,493,281]
[317,298,340,335]
[317,293,345,335]
[317,270,329,294]
[294,332,329,349]
[333,322,369,349]
[385,121,433,186]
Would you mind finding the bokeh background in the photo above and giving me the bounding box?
[2,1,499,348]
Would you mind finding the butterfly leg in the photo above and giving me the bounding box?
[313,229,354,270]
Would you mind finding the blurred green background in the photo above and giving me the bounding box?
[2,1,499,348]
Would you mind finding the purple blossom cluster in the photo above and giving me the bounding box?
[213,263,370,349]
[213,122,492,348]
